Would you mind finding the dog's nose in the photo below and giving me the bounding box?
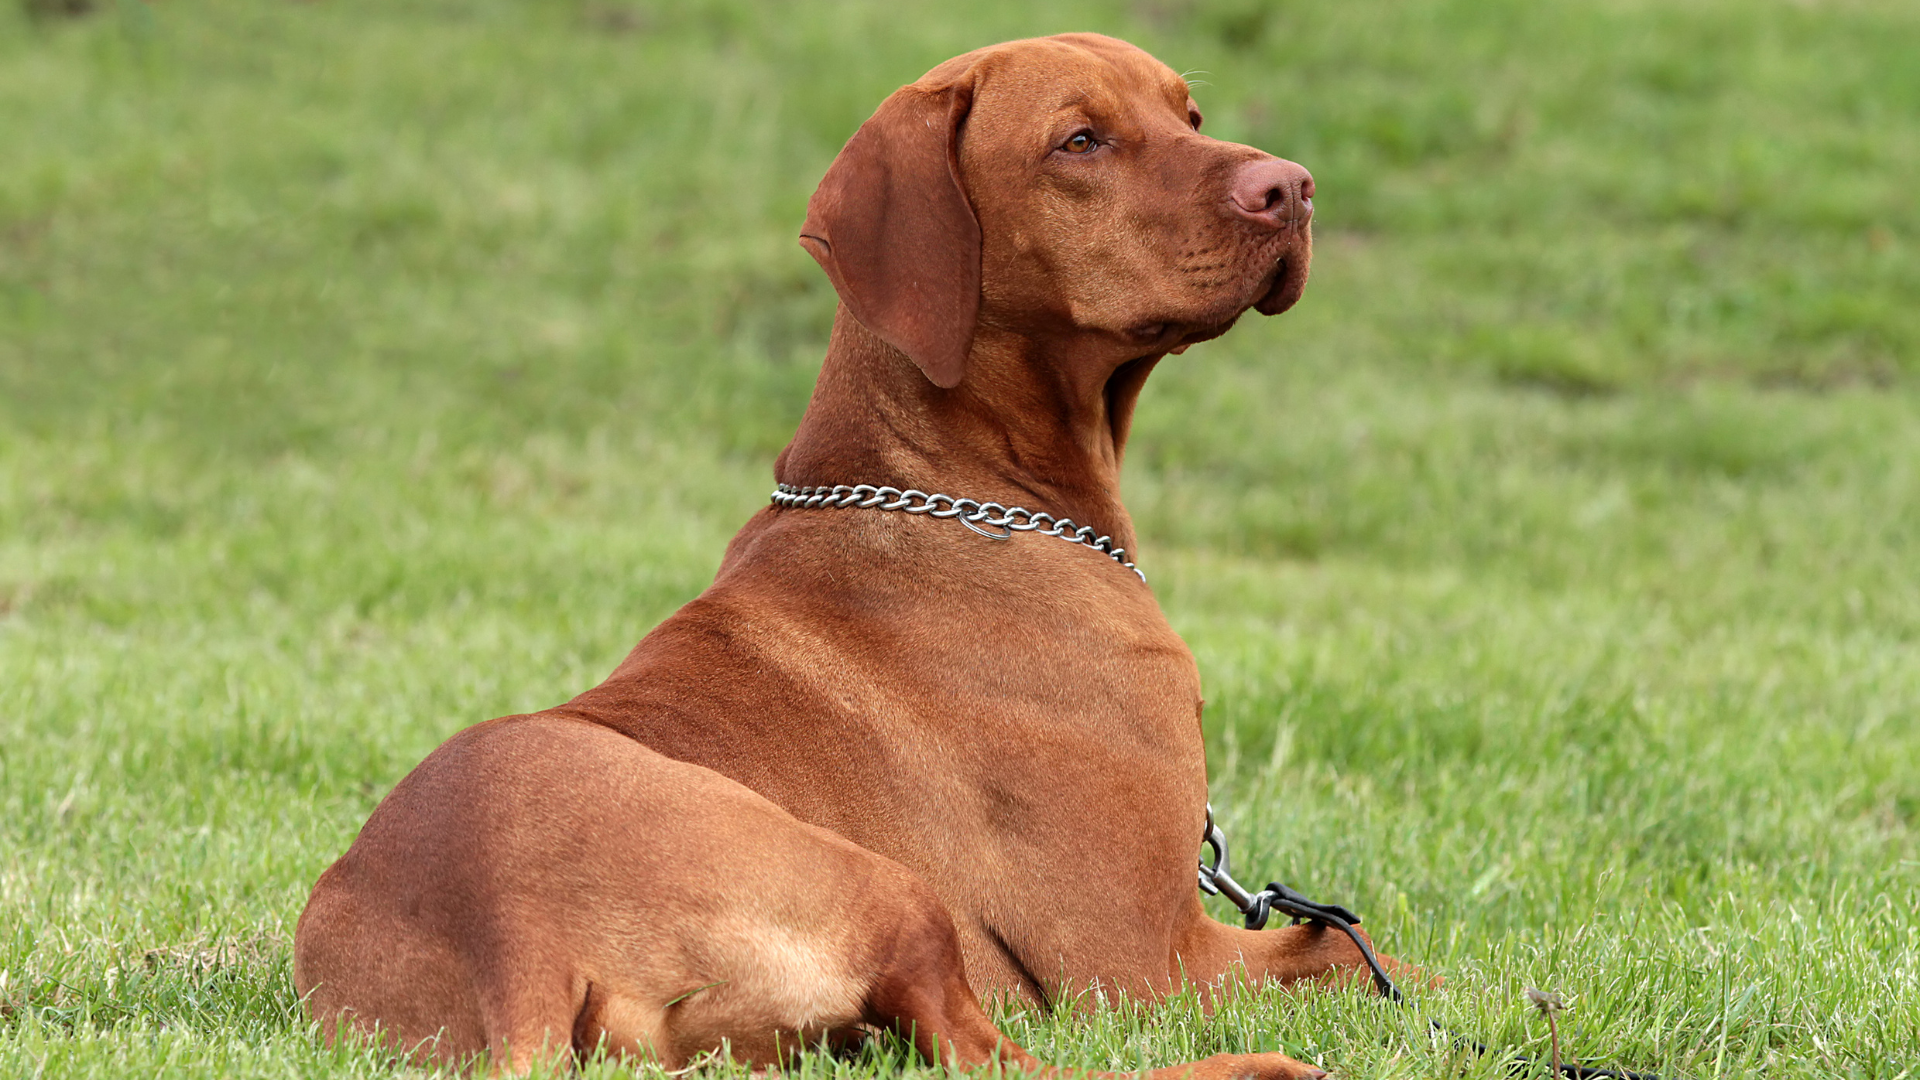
[1229,158,1313,228]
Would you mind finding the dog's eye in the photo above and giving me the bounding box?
[1062,132,1099,154]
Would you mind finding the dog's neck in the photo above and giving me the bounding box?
[775,309,1156,548]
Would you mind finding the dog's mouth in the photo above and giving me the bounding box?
[1127,230,1312,353]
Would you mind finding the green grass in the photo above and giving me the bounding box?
[2,0,1917,1076]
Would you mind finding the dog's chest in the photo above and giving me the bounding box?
[595,523,1210,862]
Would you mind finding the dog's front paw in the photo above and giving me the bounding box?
[1269,922,1438,994]
[1206,1051,1327,1080]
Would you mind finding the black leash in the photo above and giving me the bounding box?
[1198,806,1661,1080]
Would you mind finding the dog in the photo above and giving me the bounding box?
[295,32,1391,1076]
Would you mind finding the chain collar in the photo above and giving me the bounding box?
[770,483,1145,583]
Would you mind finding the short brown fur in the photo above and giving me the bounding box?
[296,33,1392,1077]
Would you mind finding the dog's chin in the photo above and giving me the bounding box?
[1253,247,1311,316]
[1168,320,1237,353]
[1123,314,1238,357]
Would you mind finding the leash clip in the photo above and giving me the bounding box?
[1199,804,1294,929]
[1198,804,1391,1000]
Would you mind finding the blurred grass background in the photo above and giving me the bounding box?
[1,0,1916,1077]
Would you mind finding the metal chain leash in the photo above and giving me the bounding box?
[770,483,1146,583]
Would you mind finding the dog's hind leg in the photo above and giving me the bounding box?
[858,885,1327,1080]
[295,865,493,1067]
[858,888,1031,1070]
[567,980,677,1069]
[472,952,596,1075]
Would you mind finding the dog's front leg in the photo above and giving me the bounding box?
[1169,897,1414,997]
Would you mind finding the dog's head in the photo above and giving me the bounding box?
[800,33,1312,390]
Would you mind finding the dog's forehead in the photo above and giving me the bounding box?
[920,34,1190,120]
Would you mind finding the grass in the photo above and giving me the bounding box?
[2,0,1917,1076]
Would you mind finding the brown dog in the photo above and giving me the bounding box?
[296,31,1389,1075]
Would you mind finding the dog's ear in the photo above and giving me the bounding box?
[800,78,980,390]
